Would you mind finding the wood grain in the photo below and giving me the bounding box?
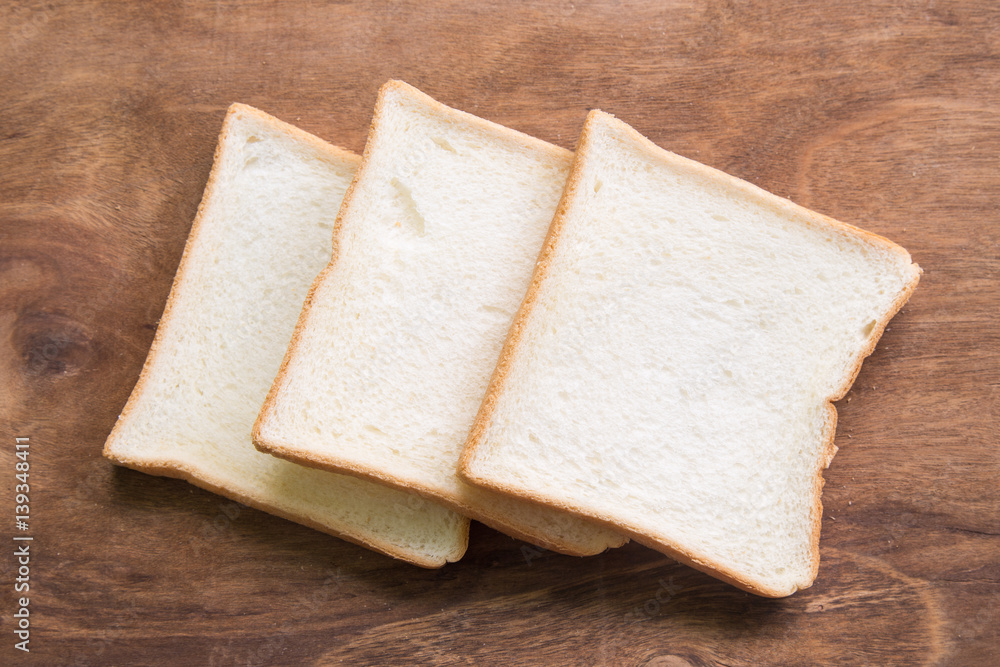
[2,1,998,664]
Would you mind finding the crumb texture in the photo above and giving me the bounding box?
[258,83,624,554]
[104,106,467,566]
[465,111,920,595]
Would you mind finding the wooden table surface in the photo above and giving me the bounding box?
[2,1,998,665]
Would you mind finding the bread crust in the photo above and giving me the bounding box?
[252,81,626,556]
[103,103,467,568]
[259,434,617,555]
[109,454,467,568]
[106,103,359,469]
[458,109,921,597]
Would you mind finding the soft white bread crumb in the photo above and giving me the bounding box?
[103,104,468,567]
[254,81,626,555]
[460,110,921,596]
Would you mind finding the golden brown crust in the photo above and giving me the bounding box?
[378,80,574,159]
[106,454,467,568]
[108,102,361,465]
[103,104,234,463]
[252,81,625,557]
[258,435,619,556]
[458,109,603,479]
[102,104,467,568]
[458,109,921,597]
[251,90,383,450]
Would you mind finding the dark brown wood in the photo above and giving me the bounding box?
[2,1,998,664]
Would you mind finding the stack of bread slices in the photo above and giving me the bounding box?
[103,80,920,597]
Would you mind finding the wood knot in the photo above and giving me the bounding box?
[15,311,93,376]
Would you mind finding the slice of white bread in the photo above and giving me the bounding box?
[460,110,921,596]
[103,103,468,568]
[253,81,626,555]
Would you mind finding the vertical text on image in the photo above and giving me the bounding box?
[13,436,32,653]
